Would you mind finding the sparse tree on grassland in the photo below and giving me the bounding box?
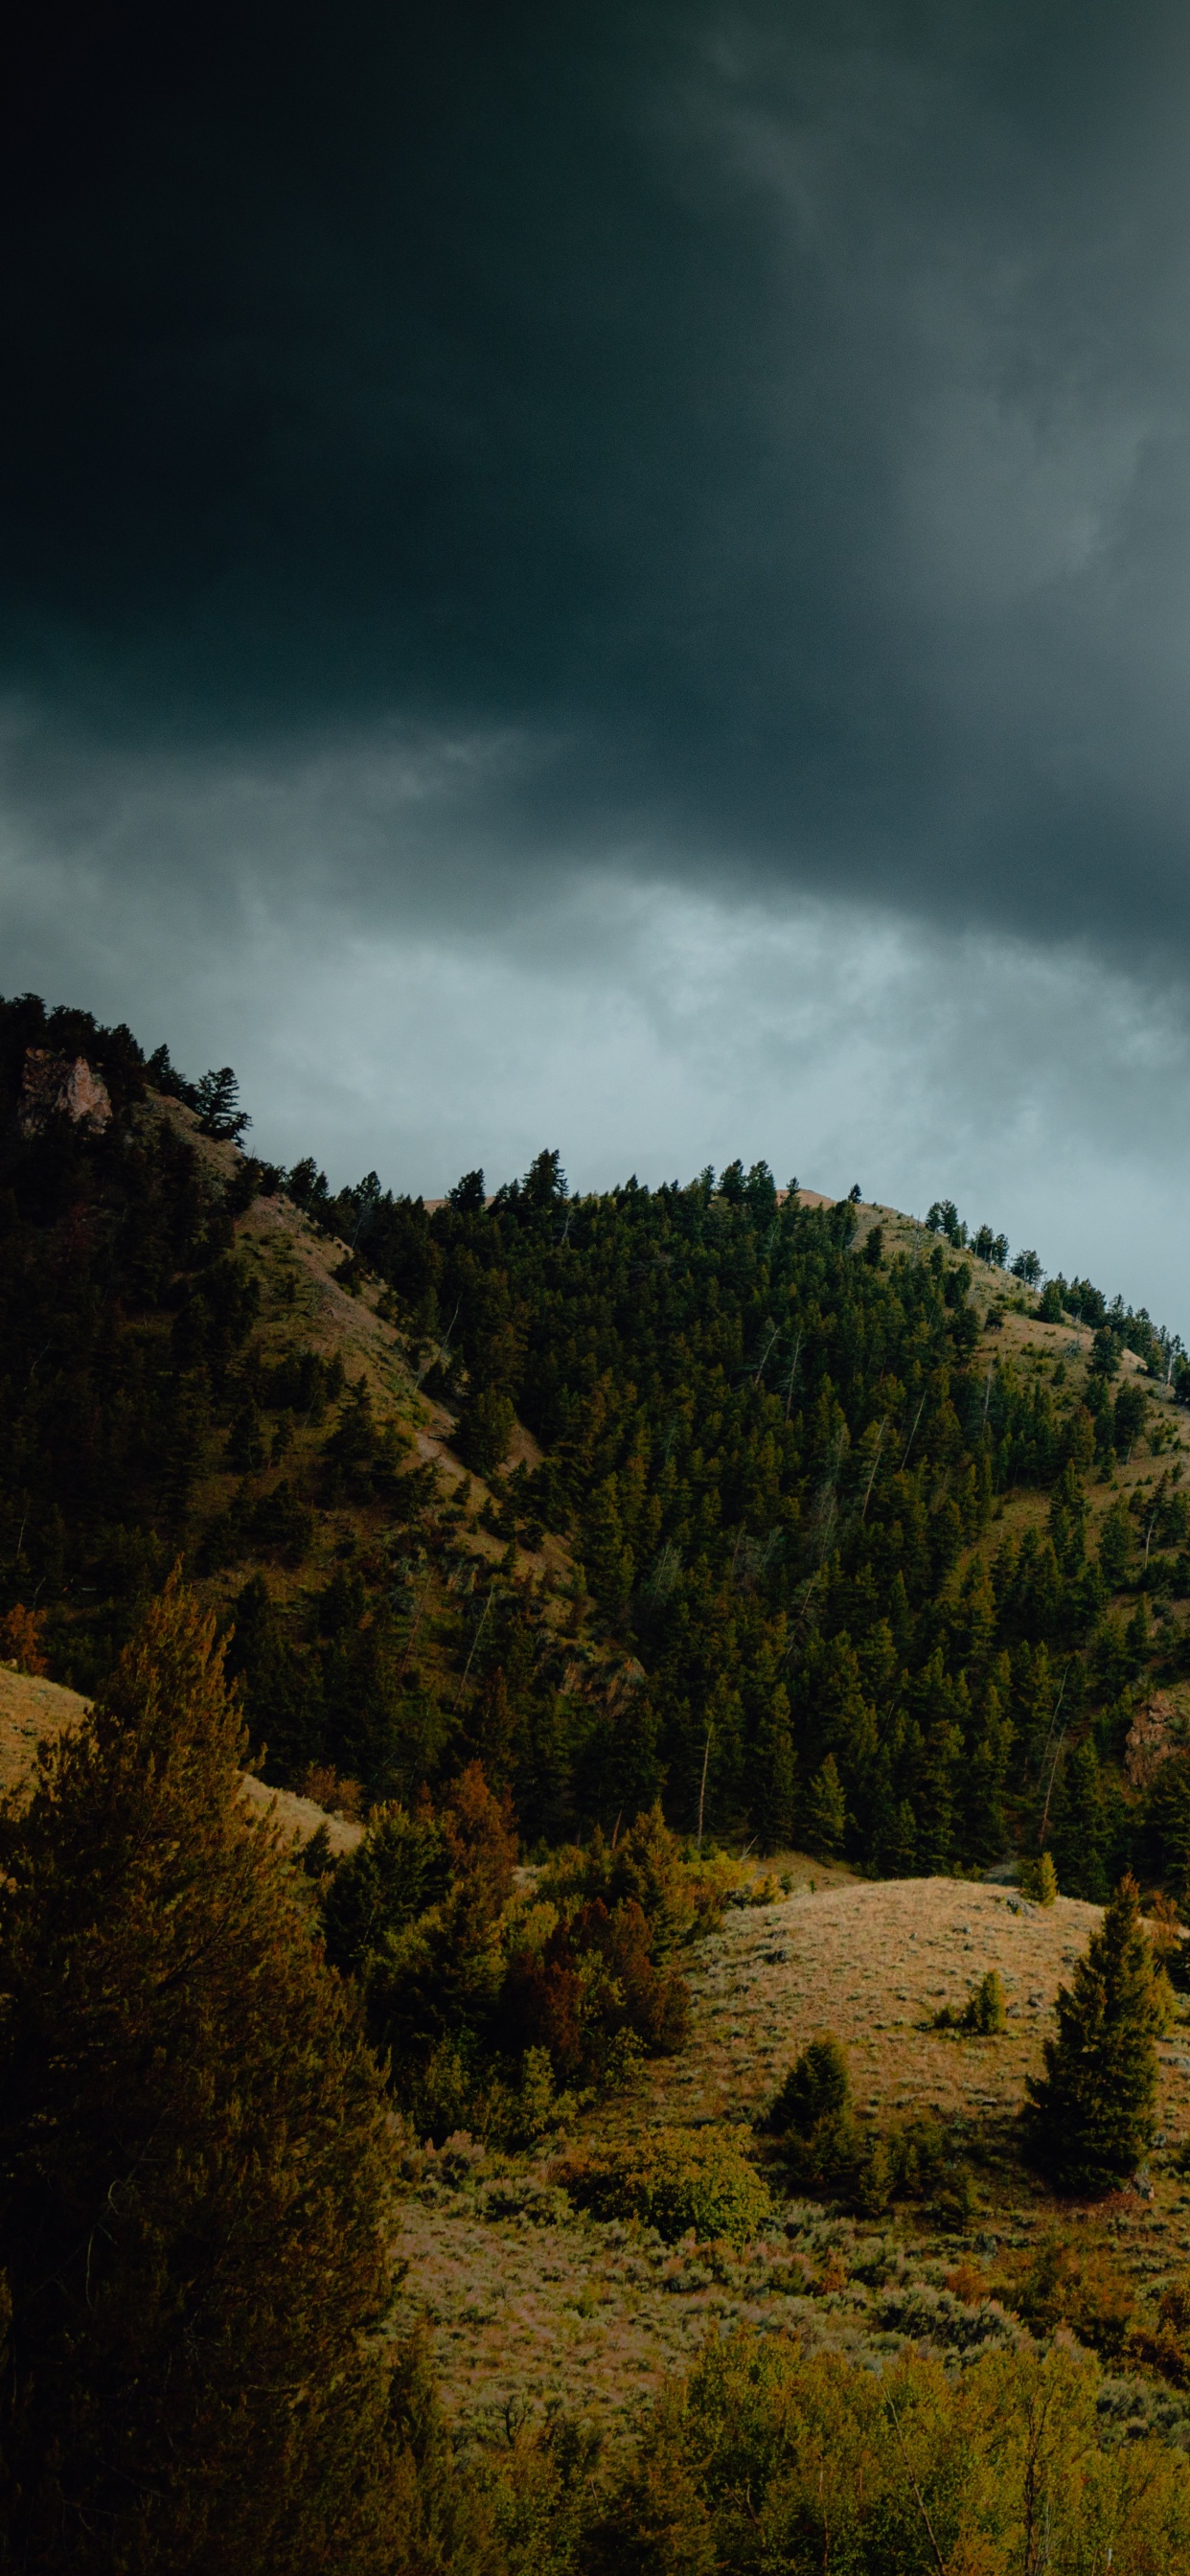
[1022,1874,1170,2193]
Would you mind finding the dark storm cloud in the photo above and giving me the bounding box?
[6,0,1190,956]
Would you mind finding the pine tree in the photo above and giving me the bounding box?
[1019,1850,1058,1904]
[0,1575,403,2575]
[803,1755,846,1857]
[1022,1875,1170,2192]
[767,2033,851,2137]
[456,1384,515,1477]
[193,1063,251,1140]
[1049,1739,1109,1903]
[754,1684,797,1852]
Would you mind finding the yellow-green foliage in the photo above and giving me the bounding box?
[934,1967,1008,2034]
[570,2332,1190,2574]
[963,1966,1008,2032]
[558,2124,770,2245]
[1020,1850,1059,1903]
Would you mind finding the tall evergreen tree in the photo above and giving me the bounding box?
[0,1576,402,2575]
[1022,1874,1169,2193]
[803,1755,846,1857]
[1049,1738,1109,1903]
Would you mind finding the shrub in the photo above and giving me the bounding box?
[0,1601,47,1674]
[320,1800,452,1976]
[541,1803,721,1956]
[559,2126,770,2245]
[1019,1851,1058,1903]
[577,2332,1190,2574]
[999,2229,1138,2361]
[935,1970,1007,2034]
[499,1894,690,2083]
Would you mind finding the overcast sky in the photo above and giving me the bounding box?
[5,2,1190,1322]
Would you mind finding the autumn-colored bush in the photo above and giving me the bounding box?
[322,1782,695,2139]
[539,1803,722,1957]
[499,1893,689,2084]
[0,1601,47,1675]
[995,2228,1138,2361]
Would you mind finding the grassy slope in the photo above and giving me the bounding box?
[381,1175,1190,2443]
[392,1870,1190,2446]
[0,1661,364,1855]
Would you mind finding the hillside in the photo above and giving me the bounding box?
[11,994,1190,2467]
[0,1662,363,1855]
[5,986,1190,1895]
[390,1868,1190,2444]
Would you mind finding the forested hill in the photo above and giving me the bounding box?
[4,988,1190,1899]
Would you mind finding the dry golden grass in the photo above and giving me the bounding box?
[0,1664,95,1803]
[648,1875,1109,2132]
[0,1662,362,1852]
[392,1871,1190,2441]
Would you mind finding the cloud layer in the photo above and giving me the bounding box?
[4,3,1190,1316]
[4,718,1189,1325]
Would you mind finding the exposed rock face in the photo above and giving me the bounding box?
[1125,1690,1187,1789]
[17,1048,112,1138]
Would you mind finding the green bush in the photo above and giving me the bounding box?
[964,1968,1007,2034]
[568,2333,1190,2572]
[934,1970,1007,2034]
[1019,1851,1058,1904]
[559,2125,770,2245]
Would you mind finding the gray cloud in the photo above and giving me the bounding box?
[4,3,1190,1316]
[4,722,1190,1330]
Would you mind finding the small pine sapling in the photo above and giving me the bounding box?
[763,2033,858,2190]
[1019,1851,1058,1904]
[962,1969,1007,2035]
[932,1969,1006,2035]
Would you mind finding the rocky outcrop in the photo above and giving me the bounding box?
[18,1048,112,1137]
[1125,1690,1188,1789]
